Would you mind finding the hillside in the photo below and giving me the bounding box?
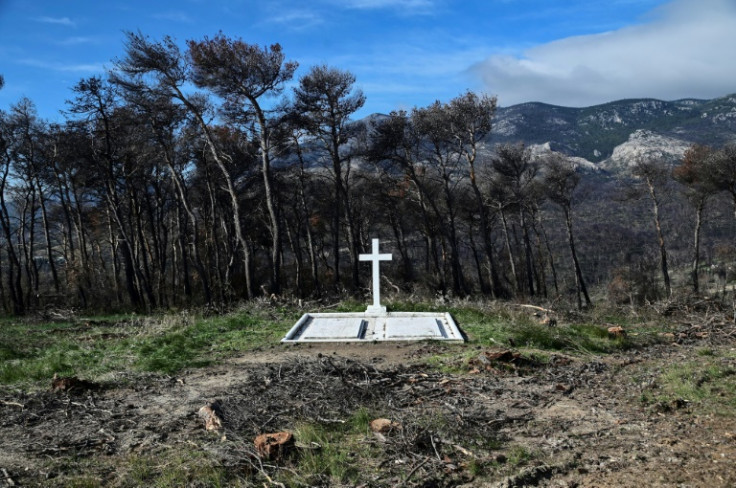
[2,304,736,487]
[351,94,736,173]
[487,94,736,168]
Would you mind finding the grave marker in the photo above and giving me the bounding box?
[281,237,464,343]
[359,238,392,313]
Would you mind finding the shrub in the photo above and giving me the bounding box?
[608,259,663,305]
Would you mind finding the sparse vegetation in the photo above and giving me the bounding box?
[507,444,535,466]
[0,304,297,389]
[642,355,736,416]
[2,298,736,486]
[0,300,671,391]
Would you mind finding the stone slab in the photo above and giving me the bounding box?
[301,317,366,340]
[282,312,464,343]
[385,316,447,339]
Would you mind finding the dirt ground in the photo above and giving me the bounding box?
[2,336,736,487]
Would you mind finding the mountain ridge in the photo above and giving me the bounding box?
[488,93,736,168]
[351,94,736,173]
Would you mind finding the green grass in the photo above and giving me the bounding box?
[275,407,393,486]
[697,347,717,357]
[388,300,441,313]
[348,406,374,433]
[642,352,736,416]
[0,300,661,390]
[26,445,242,488]
[123,450,232,488]
[290,423,360,484]
[437,302,634,354]
[61,477,103,488]
[0,304,298,389]
[507,444,535,466]
[331,300,370,313]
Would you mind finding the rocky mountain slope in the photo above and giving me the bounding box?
[488,94,736,170]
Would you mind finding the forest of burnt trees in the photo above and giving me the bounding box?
[1,32,736,315]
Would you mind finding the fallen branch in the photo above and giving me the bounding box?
[519,304,554,313]
[404,456,431,484]
[259,397,319,430]
[430,435,442,462]
[453,443,476,458]
[316,416,346,424]
[244,452,285,488]
[0,400,24,409]
[2,468,15,487]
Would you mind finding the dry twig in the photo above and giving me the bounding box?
[404,456,431,484]
[0,399,24,409]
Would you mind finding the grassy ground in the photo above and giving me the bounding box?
[639,346,736,416]
[8,299,728,487]
[0,299,654,390]
[0,302,299,390]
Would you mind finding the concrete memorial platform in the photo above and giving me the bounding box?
[282,238,464,344]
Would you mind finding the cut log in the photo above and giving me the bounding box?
[254,432,294,460]
[50,374,97,393]
[198,404,223,431]
[607,326,626,338]
[369,418,402,434]
[485,350,520,362]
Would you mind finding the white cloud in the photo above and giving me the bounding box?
[341,0,433,8]
[57,63,106,73]
[330,0,436,14]
[152,11,194,23]
[19,59,105,73]
[33,16,75,27]
[471,0,736,107]
[348,43,484,80]
[55,37,96,46]
[265,10,324,29]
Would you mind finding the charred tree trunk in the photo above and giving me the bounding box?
[691,198,705,293]
[105,207,122,306]
[499,207,519,294]
[563,206,592,309]
[173,88,253,299]
[0,172,25,314]
[252,102,282,297]
[519,208,535,297]
[470,175,506,298]
[467,221,489,294]
[36,183,60,292]
[645,177,672,297]
[537,215,559,296]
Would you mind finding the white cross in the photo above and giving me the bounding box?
[359,238,392,314]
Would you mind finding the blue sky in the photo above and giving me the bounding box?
[0,0,734,121]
